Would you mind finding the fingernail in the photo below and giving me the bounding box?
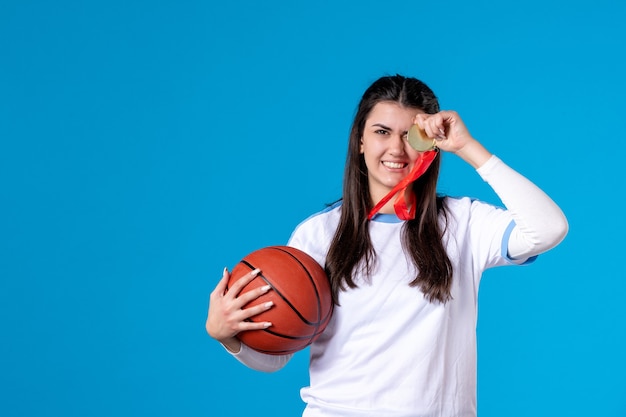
[264,301,274,308]
[251,268,261,276]
[223,267,228,275]
[263,322,272,328]
[261,285,271,292]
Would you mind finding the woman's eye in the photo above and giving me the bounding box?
[375,129,389,135]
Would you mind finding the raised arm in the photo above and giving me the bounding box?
[414,111,568,258]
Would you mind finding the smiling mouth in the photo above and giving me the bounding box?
[382,161,408,169]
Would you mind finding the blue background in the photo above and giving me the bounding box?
[1,0,625,416]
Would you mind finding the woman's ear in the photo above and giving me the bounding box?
[359,138,364,154]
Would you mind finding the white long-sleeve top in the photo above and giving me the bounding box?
[224,155,568,416]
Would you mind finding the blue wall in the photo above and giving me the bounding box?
[1,1,624,416]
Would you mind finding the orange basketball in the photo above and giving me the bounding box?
[227,246,333,355]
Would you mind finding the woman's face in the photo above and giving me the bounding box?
[360,101,424,208]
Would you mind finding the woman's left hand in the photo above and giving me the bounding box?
[413,110,474,153]
[414,111,492,169]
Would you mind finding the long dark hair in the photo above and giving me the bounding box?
[325,74,453,304]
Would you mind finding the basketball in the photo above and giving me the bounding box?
[227,245,333,355]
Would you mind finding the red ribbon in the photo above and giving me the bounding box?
[367,150,438,221]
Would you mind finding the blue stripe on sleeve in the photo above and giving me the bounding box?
[501,220,538,265]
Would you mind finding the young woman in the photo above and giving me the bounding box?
[206,74,568,416]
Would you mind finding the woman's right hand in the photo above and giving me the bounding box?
[205,267,274,353]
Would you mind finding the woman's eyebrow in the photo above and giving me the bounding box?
[371,123,408,135]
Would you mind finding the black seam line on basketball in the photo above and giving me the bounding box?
[269,247,323,320]
[241,318,315,340]
[260,327,315,340]
[271,246,323,348]
[242,318,324,340]
[241,257,322,327]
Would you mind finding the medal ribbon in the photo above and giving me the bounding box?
[367,149,438,221]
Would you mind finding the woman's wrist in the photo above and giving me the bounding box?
[454,139,492,169]
[220,337,242,354]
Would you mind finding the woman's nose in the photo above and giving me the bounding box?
[389,134,407,155]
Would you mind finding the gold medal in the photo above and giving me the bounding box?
[407,124,437,151]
